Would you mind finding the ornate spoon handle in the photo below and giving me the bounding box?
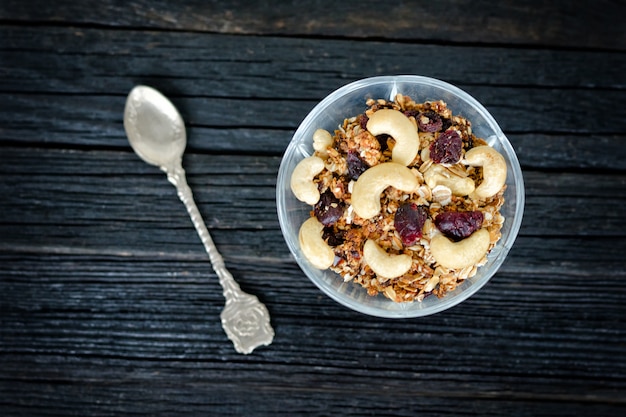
[166,163,274,354]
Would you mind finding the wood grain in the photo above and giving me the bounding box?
[1,147,625,248]
[1,2,626,416]
[3,27,625,94]
[3,88,626,138]
[1,0,624,50]
[2,27,625,175]
[1,251,625,415]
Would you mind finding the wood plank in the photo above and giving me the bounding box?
[1,148,625,258]
[1,378,624,416]
[3,28,625,171]
[0,83,624,134]
[3,92,626,171]
[0,0,624,50]
[2,179,617,240]
[2,26,625,96]
[509,134,626,171]
[1,252,625,408]
[2,91,626,161]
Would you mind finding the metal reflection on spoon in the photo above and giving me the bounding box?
[123,85,274,354]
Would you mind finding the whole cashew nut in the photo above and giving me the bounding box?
[363,239,412,279]
[312,128,333,158]
[298,217,335,269]
[290,156,325,205]
[366,109,420,166]
[465,146,507,199]
[351,162,419,219]
[424,164,475,196]
[430,228,490,269]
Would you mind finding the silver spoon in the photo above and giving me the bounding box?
[123,85,274,354]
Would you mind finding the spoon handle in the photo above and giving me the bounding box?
[166,164,274,354]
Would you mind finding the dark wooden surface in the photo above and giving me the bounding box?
[1,1,626,416]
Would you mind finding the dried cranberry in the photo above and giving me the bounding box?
[417,111,443,132]
[346,151,369,180]
[358,114,369,130]
[375,134,390,152]
[440,117,453,132]
[314,190,344,226]
[394,203,428,246]
[429,130,462,164]
[403,109,419,119]
[434,211,484,241]
[323,227,345,247]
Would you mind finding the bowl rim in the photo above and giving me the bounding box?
[277,75,525,318]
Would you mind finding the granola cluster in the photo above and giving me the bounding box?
[298,94,505,303]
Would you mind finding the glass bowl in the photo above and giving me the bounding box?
[276,75,524,318]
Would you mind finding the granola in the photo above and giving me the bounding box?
[294,94,506,303]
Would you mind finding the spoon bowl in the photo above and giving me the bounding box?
[124,86,187,170]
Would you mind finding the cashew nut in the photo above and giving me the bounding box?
[465,146,507,200]
[430,228,490,270]
[423,164,475,196]
[366,109,420,166]
[290,156,325,205]
[298,217,335,269]
[351,162,419,219]
[312,128,333,158]
[363,239,412,279]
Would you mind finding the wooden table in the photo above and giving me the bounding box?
[2,1,625,415]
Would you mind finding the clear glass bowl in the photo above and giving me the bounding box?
[276,75,524,318]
